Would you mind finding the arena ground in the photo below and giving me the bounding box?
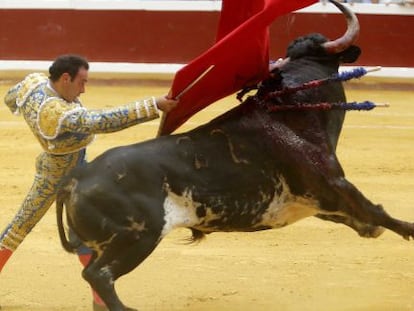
[0,72,413,311]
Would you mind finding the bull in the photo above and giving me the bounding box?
[56,1,414,310]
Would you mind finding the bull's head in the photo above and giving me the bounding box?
[285,0,361,65]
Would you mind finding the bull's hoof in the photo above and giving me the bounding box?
[358,225,385,238]
[93,301,138,311]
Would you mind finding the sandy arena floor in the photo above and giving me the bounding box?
[0,72,413,311]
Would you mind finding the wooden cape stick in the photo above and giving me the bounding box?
[156,65,215,137]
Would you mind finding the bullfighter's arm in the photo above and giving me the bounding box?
[4,73,48,115]
[37,97,160,138]
[4,83,22,114]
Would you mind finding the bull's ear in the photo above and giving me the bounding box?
[339,45,361,64]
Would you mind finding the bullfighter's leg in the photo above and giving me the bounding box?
[82,233,160,311]
[0,152,82,268]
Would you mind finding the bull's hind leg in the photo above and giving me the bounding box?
[82,253,127,311]
[82,234,160,311]
[327,177,414,240]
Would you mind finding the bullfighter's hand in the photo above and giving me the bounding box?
[155,96,178,113]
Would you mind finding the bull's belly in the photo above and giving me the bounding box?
[160,179,320,238]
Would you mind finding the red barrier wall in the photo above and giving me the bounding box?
[0,9,413,67]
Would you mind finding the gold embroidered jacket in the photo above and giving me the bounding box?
[4,73,160,154]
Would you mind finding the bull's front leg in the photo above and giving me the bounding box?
[327,176,414,240]
[315,214,385,238]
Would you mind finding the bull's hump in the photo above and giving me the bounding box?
[159,177,320,237]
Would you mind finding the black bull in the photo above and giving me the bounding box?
[56,3,414,311]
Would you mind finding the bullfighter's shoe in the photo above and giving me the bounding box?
[0,247,13,273]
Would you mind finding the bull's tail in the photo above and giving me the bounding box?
[56,178,78,254]
[182,228,206,244]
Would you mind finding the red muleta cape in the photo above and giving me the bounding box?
[159,0,318,135]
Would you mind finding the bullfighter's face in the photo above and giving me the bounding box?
[60,66,88,102]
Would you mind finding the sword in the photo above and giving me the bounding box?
[156,65,215,137]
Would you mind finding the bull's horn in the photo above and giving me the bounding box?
[322,0,360,54]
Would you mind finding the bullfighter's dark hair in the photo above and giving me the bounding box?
[49,54,89,82]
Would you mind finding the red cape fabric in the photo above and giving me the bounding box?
[159,0,317,135]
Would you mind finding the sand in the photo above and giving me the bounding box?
[0,73,413,311]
